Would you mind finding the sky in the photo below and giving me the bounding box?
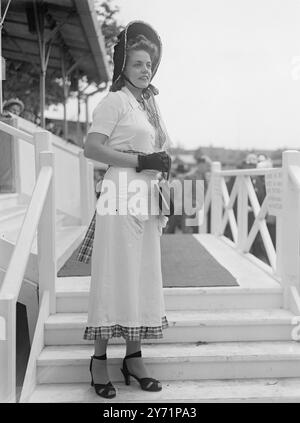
[46,0,300,151]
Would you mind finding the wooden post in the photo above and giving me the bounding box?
[237,176,248,252]
[34,131,52,181]
[210,162,222,235]
[79,151,92,225]
[11,117,21,195]
[37,151,56,314]
[0,296,16,402]
[281,150,300,308]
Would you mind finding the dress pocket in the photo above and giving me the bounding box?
[125,213,145,239]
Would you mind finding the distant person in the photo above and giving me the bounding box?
[164,155,211,234]
[3,98,24,117]
[181,155,211,233]
[46,120,56,133]
[0,98,25,193]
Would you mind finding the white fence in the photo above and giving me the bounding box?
[202,151,300,308]
[3,115,95,224]
[0,118,95,402]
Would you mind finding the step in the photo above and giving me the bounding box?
[0,210,81,239]
[0,205,27,222]
[0,193,19,211]
[26,378,300,403]
[55,277,283,312]
[44,309,295,345]
[0,225,87,283]
[36,341,300,384]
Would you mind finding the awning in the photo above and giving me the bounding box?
[1,0,111,126]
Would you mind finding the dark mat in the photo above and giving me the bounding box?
[160,234,238,287]
[58,234,238,287]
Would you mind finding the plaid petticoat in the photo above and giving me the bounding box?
[83,316,169,341]
[76,211,96,263]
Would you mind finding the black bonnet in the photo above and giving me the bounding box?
[112,20,162,84]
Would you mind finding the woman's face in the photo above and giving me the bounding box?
[124,49,152,89]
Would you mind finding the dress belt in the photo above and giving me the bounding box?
[115,149,147,155]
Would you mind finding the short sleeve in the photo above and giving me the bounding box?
[88,92,123,137]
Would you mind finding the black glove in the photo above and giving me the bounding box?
[136,151,171,173]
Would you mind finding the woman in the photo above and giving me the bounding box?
[82,21,172,399]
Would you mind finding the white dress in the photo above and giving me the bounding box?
[83,86,169,341]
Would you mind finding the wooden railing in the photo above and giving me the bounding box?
[0,117,95,225]
[201,151,300,309]
[0,127,57,402]
[0,116,97,402]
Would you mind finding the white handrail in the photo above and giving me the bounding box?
[207,161,278,276]
[0,166,53,299]
[216,168,276,177]
[288,165,300,191]
[215,167,274,176]
[0,120,34,144]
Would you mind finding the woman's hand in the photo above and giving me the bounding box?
[136,151,171,173]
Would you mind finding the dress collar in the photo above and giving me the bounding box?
[121,86,143,110]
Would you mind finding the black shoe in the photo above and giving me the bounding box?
[90,353,116,399]
[120,350,162,392]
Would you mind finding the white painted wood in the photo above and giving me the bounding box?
[0,120,34,144]
[194,235,280,289]
[244,198,276,270]
[0,193,19,210]
[199,178,212,233]
[275,216,283,280]
[218,168,276,177]
[56,285,282,313]
[34,131,51,181]
[0,223,87,284]
[237,176,248,252]
[210,162,222,235]
[0,295,16,402]
[37,152,56,314]
[281,151,300,308]
[10,116,20,195]
[288,286,300,317]
[27,378,300,403]
[0,205,26,222]
[44,308,295,345]
[79,151,92,225]
[19,291,50,403]
[0,167,52,298]
[35,341,300,384]
[220,176,238,243]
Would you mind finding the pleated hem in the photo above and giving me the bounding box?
[83,316,169,341]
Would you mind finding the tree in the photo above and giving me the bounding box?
[3,1,123,121]
[95,0,125,65]
[4,61,64,121]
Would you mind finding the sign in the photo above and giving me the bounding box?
[265,169,283,216]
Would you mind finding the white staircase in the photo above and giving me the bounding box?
[0,193,87,283]
[22,235,300,403]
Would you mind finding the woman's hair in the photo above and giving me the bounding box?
[126,34,158,64]
[110,34,158,92]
